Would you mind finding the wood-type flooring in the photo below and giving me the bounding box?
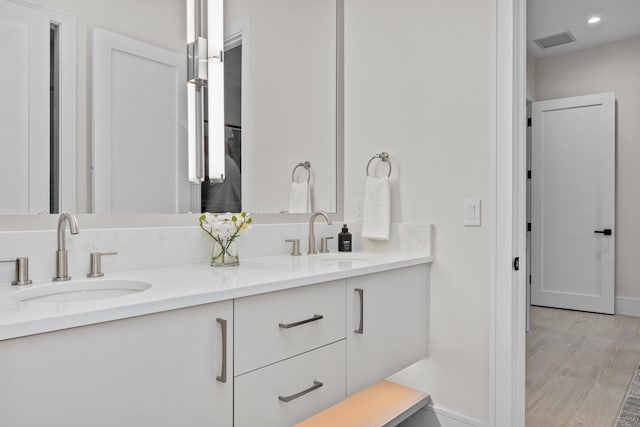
[527,306,640,426]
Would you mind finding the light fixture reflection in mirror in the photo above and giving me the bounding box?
[187,0,226,185]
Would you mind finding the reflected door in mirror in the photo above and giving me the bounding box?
[0,1,49,214]
[92,29,189,214]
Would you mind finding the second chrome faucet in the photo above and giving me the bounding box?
[307,211,332,255]
[54,211,79,281]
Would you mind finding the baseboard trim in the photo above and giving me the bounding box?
[616,297,640,317]
[399,405,489,427]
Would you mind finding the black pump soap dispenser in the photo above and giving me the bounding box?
[338,224,352,252]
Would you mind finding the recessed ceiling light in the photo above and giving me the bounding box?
[588,16,601,24]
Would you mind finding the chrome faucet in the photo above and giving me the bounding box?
[54,211,79,281]
[308,211,332,255]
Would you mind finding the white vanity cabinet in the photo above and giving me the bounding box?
[0,259,430,427]
[233,279,347,427]
[0,301,234,427]
[232,265,429,426]
[346,264,429,395]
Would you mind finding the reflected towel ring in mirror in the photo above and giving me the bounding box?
[292,161,312,183]
[366,152,392,177]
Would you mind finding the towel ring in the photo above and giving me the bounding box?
[366,152,392,178]
[292,161,311,183]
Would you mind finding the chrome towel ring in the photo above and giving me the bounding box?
[292,161,311,183]
[366,152,392,177]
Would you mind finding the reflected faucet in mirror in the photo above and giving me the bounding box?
[54,212,79,282]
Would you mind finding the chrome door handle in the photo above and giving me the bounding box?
[216,318,227,383]
[594,229,612,236]
[278,380,323,402]
[279,314,323,329]
[354,288,364,334]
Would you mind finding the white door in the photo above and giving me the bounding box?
[531,92,615,314]
[92,29,188,214]
[0,0,49,214]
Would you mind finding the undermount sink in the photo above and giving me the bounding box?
[316,253,372,263]
[12,280,152,303]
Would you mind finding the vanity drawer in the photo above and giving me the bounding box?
[234,279,346,375]
[234,340,346,427]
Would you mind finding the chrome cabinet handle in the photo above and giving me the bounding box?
[279,314,323,329]
[278,380,323,403]
[216,318,227,383]
[354,288,364,334]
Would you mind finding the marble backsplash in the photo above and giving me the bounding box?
[0,222,431,286]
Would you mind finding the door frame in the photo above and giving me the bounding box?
[526,93,534,332]
[494,0,527,426]
[224,16,252,215]
[3,0,76,212]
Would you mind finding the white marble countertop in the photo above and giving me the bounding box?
[0,251,432,340]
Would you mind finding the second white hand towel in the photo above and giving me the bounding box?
[288,181,311,213]
[361,175,390,240]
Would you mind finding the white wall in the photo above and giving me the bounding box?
[226,0,337,214]
[535,36,640,302]
[344,0,494,422]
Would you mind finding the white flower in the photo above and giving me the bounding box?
[200,211,252,243]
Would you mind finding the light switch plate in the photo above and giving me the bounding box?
[464,198,481,226]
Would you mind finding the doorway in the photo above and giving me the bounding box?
[522,0,640,425]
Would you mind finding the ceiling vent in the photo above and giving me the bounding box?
[534,31,576,49]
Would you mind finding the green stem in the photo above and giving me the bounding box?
[201,220,244,264]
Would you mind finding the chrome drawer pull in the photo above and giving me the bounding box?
[216,318,227,383]
[278,380,323,403]
[279,314,323,329]
[354,288,364,334]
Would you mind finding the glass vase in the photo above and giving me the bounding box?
[211,240,239,267]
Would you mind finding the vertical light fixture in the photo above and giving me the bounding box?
[207,0,225,183]
[187,0,225,183]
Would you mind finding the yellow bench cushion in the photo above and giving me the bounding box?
[295,380,430,427]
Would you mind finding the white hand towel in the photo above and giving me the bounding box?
[288,181,311,213]
[361,176,390,240]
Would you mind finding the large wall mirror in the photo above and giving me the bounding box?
[0,0,343,218]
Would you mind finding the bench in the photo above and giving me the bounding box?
[295,380,431,427]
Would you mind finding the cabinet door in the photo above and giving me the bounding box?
[0,301,233,427]
[346,264,429,395]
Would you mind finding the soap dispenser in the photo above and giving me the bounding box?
[338,224,352,252]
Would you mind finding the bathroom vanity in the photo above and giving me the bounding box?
[0,244,430,427]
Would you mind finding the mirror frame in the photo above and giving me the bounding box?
[1,0,344,231]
